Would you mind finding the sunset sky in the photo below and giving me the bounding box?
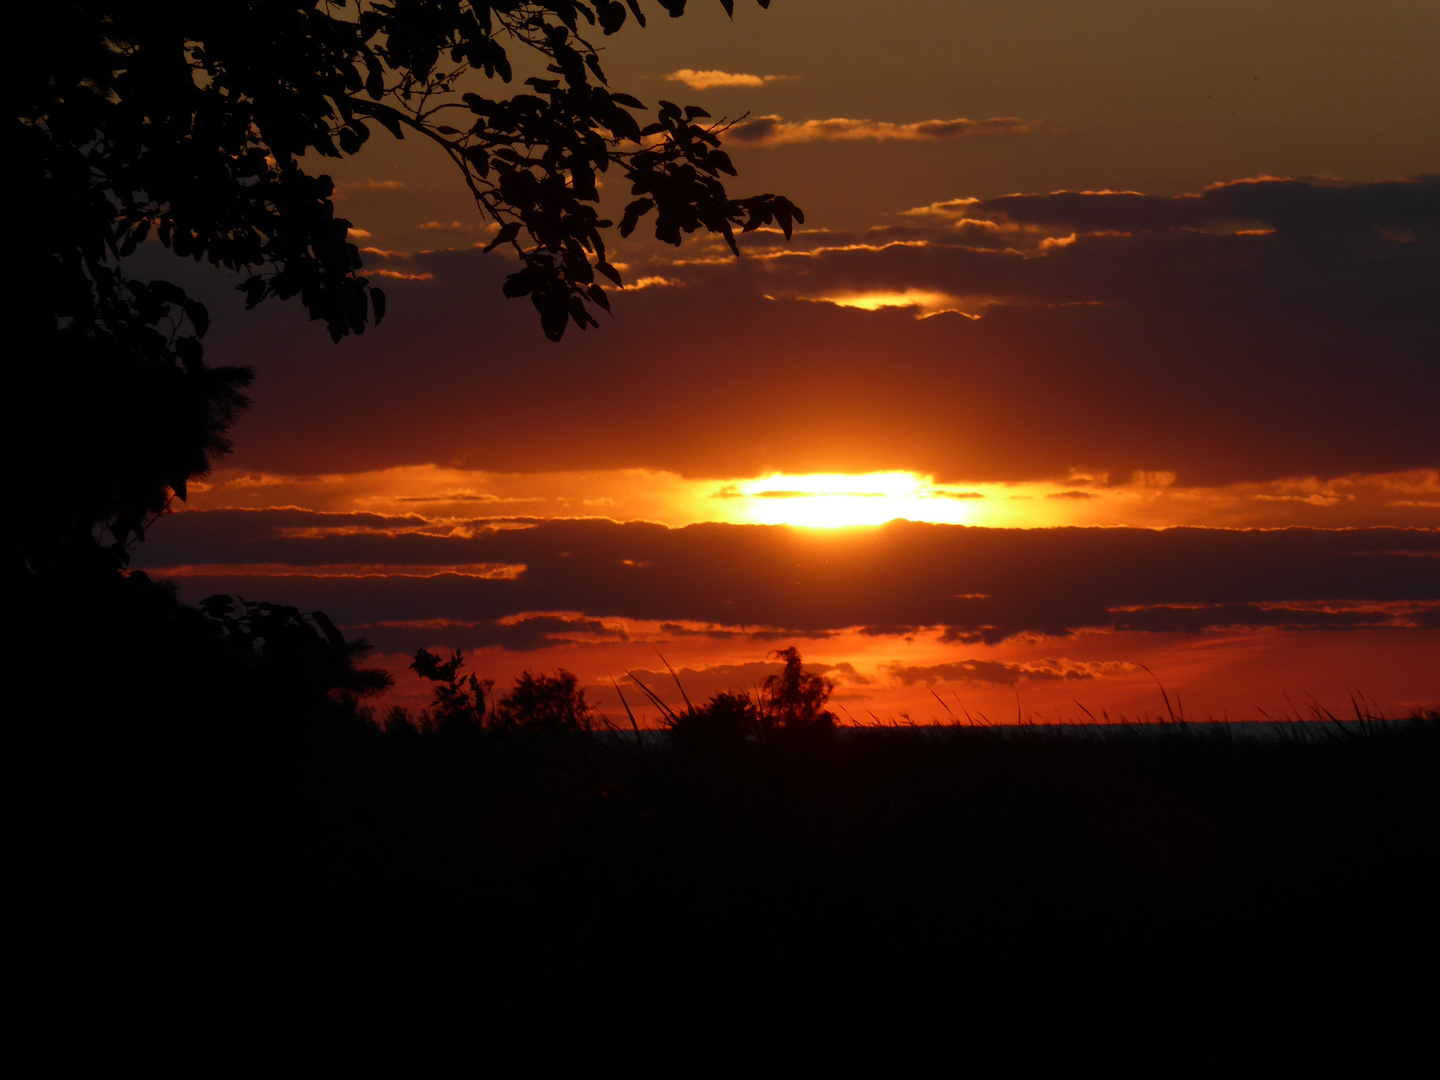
[130,0,1438,722]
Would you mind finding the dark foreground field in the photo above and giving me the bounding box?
[57,701,1427,1072]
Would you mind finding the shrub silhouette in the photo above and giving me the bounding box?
[493,671,597,735]
[674,690,762,741]
[409,648,493,733]
[632,646,834,741]
[407,649,594,735]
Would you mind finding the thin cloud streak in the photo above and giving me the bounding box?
[728,115,1030,146]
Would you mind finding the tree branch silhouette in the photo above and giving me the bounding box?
[11,0,799,574]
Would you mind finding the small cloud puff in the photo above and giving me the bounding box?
[665,69,788,90]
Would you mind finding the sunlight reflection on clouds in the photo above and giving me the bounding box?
[188,465,1440,530]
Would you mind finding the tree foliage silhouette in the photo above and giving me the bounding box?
[493,670,597,734]
[760,646,835,732]
[409,647,494,731]
[12,0,800,575]
[199,593,394,704]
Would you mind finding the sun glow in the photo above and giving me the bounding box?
[735,472,983,527]
[186,465,1440,532]
[823,289,959,314]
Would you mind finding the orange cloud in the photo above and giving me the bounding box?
[373,269,435,281]
[418,220,478,232]
[339,178,405,192]
[183,466,1440,532]
[901,198,981,219]
[618,275,685,291]
[665,69,787,90]
[728,115,1029,146]
[811,289,979,318]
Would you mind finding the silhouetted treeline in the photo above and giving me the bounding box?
[398,643,836,740]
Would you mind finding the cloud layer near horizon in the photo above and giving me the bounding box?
[133,513,1440,647]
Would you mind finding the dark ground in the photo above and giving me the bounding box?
[54,705,1424,1073]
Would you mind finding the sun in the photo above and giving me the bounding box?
[736,472,980,528]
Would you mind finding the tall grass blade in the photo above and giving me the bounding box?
[612,678,646,759]
[656,649,695,714]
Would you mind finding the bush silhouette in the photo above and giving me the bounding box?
[493,670,597,735]
[632,646,835,742]
[672,689,762,741]
[406,649,594,736]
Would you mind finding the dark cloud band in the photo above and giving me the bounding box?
[137,513,1440,643]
